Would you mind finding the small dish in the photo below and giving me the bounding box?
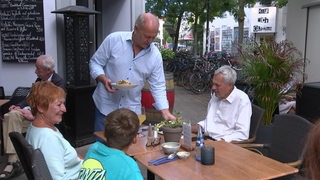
[111,83,138,90]
[177,151,190,159]
[161,142,181,154]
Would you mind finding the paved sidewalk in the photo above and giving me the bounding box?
[173,85,210,124]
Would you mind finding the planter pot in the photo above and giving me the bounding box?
[161,126,183,142]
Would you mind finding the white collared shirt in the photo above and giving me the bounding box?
[198,87,252,142]
[89,31,168,116]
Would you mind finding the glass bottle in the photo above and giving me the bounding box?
[195,126,204,161]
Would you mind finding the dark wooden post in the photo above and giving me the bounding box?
[52,6,100,147]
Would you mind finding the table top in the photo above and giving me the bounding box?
[0,99,9,106]
[134,140,298,180]
[94,130,162,157]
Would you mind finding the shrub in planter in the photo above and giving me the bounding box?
[155,118,183,142]
[159,48,175,61]
[238,39,306,125]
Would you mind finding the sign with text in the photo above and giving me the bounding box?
[0,0,45,63]
[251,7,276,33]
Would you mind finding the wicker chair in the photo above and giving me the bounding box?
[0,87,30,117]
[0,86,4,99]
[9,132,52,180]
[239,114,314,168]
[32,149,53,180]
[232,103,265,144]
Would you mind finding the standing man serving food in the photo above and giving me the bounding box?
[89,12,176,131]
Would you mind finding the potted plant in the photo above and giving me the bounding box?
[238,39,306,125]
[159,48,175,68]
[155,117,183,143]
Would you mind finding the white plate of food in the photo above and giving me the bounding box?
[111,80,138,90]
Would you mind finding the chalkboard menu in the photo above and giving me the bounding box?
[0,0,45,63]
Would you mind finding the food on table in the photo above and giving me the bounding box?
[177,151,190,159]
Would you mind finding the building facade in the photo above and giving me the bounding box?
[0,0,144,95]
[204,4,287,55]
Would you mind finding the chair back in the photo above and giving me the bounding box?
[9,132,53,180]
[269,114,313,163]
[249,104,265,139]
[1,87,30,116]
[9,132,34,180]
[0,86,4,99]
[32,149,53,180]
[9,86,31,106]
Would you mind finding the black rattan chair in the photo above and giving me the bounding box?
[232,103,265,144]
[32,149,52,180]
[9,132,52,180]
[0,86,4,99]
[0,87,30,117]
[240,114,313,168]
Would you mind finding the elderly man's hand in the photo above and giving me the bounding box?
[9,105,21,111]
[17,109,34,121]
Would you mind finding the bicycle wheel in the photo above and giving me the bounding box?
[189,71,209,94]
[181,69,193,91]
[165,61,176,72]
[232,64,243,71]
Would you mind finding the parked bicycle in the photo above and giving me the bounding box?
[209,51,242,71]
[165,51,196,87]
[188,57,217,94]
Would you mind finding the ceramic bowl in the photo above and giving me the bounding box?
[177,151,191,159]
[161,142,181,154]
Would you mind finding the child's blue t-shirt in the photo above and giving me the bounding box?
[78,142,143,180]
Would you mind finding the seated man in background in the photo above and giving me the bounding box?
[192,65,252,142]
[78,108,143,180]
[278,77,300,115]
[0,55,65,179]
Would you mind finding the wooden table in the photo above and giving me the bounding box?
[94,130,162,156]
[0,99,9,106]
[134,140,298,180]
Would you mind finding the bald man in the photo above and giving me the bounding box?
[89,13,176,132]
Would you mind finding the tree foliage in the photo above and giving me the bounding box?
[146,0,235,55]
[146,0,189,52]
[230,0,288,46]
[146,0,289,54]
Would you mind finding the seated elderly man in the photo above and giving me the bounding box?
[192,65,252,142]
[0,55,65,179]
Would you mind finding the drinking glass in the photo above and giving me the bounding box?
[138,106,146,125]
[138,106,146,137]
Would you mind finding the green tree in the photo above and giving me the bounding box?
[146,0,289,53]
[146,0,189,52]
[146,0,234,55]
[231,0,289,46]
[228,0,255,47]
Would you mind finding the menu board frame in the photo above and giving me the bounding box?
[0,0,45,63]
